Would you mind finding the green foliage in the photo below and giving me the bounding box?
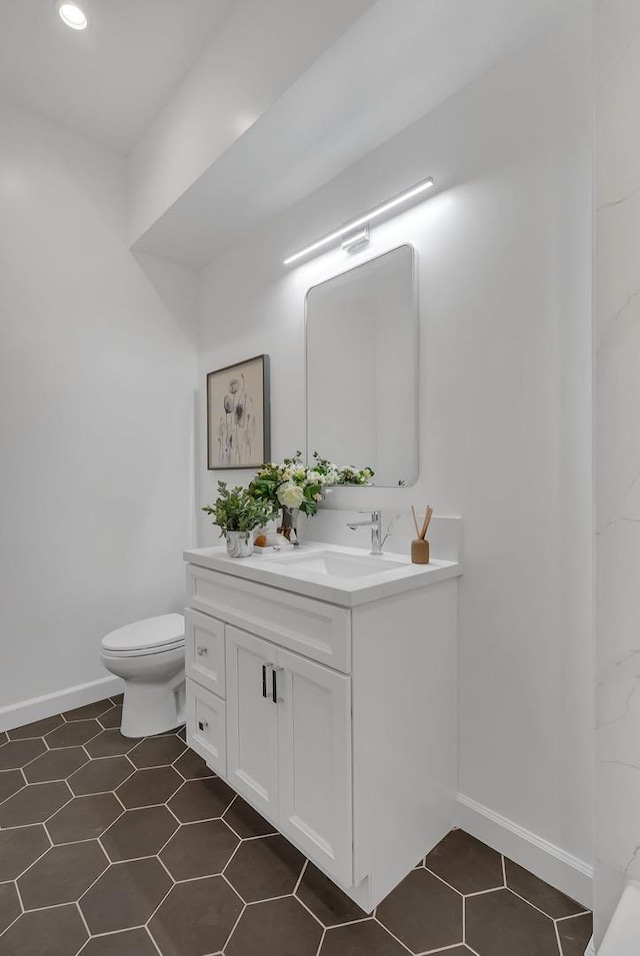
[202,482,276,537]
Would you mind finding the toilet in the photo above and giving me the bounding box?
[100,613,185,738]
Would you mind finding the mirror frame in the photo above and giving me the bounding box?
[304,243,420,487]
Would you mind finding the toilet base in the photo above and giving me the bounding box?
[121,673,185,738]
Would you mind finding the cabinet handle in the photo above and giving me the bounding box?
[196,646,208,656]
[262,663,274,698]
[198,719,209,732]
[272,666,283,704]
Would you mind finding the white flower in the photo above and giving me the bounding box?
[281,468,293,481]
[294,468,306,481]
[277,482,304,508]
[305,470,323,486]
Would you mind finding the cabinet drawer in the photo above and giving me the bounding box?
[186,679,226,777]
[185,609,225,698]
[186,565,351,673]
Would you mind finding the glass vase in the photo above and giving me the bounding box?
[278,506,300,545]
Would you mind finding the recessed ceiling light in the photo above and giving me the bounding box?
[57,2,88,30]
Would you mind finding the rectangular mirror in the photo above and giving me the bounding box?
[305,245,419,487]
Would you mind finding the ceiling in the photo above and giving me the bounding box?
[0,0,231,152]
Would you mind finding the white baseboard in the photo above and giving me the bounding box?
[584,937,595,956]
[456,793,593,909]
[0,676,125,732]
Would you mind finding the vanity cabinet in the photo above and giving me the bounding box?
[184,547,460,912]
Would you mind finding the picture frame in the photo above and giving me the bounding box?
[206,354,270,470]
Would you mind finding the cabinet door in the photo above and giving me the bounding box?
[276,648,353,886]
[226,626,279,823]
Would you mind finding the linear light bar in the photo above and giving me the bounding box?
[283,176,434,266]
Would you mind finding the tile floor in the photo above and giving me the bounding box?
[0,697,592,956]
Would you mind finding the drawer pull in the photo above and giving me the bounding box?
[198,719,209,732]
[196,645,208,656]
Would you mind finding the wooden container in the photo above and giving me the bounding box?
[411,538,430,564]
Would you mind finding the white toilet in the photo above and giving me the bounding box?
[100,613,185,738]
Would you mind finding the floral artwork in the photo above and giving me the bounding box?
[207,356,270,469]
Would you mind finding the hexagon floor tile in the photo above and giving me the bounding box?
[0,702,592,956]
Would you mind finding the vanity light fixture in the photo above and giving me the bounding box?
[283,176,434,266]
[57,2,88,30]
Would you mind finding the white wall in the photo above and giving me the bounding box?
[197,9,593,875]
[128,0,373,243]
[595,0,640,940]
[0,99,197,716]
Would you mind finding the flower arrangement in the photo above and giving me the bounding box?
[202,481,276,536]
[249,451,374,519]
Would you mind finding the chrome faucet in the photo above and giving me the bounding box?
[347,511,386,555]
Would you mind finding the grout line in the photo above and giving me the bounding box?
[314,925,327,956]
[463,886,506,899]
[295,892,328,930]
[372,915,414,954]
[554,911,592,922]
[501,854,507,886]
[505,886,561,922]
[423,865,466,897]
[293,858,308,895]
[219,898,247,955]
[554,919,565,956]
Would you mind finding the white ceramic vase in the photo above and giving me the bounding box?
[226,530,253,558]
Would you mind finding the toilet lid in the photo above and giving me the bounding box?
[101,613,185,654]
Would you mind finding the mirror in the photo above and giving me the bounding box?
[305,245,419,487]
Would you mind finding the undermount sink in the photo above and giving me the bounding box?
[265,549,406,579]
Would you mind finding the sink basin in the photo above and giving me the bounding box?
[264,549,406,580]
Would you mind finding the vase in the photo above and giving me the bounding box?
[226,530,253,558]
[278,506,300,545]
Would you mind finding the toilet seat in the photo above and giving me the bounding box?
[101,613,184,658]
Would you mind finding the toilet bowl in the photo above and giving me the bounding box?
[100,613,185,738]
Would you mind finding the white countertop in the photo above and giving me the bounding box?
[183,541,461,607]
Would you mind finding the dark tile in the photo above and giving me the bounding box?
[101,806,178,861]
[68,755,134,795]
[0,780,70,827]
[24,747,88,783]
[47,792,122,843]
[149,876,243,956]
[223,795,276,838]
[297,862,368,927]
[426,829,504,895]
[109,693,124,704]
[80,858,172,934]
[0,738,46,771]
[177,725,186,741]
[168,776,234,823]
[160,819,239,880]
[79,928,159,956]
[0,882,21,933]
[0,825,49,880]
[98,705,122,729]
[0,769,25,803]
[0,730,7,745]
[116,766,183,809]
[129,734,186,769]
[505,859,586,919]
[173,747,213,780]
[225,833,305,902]
[63,699,114,721]
[45,720,101,749]
[320,921,408,956]
[558,913,593,956]
[226,896,322,956]
[85,729,142,758]
[466,888,560,956]
[377,868,463,953]
[7,715,63,740]
[0,904,88,956]
[18,840,108,909]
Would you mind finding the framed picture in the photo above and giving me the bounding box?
[207,355,271,470]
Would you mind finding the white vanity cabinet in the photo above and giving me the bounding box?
[184,545,460,912]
